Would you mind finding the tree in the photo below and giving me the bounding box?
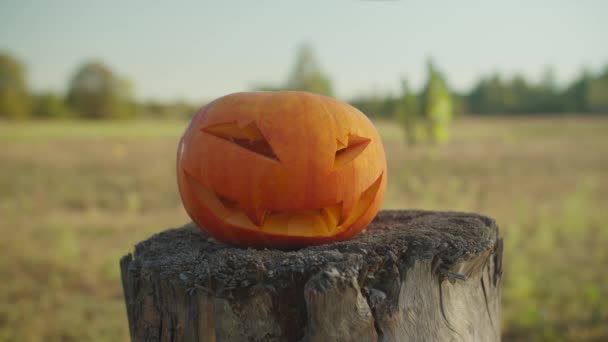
[466,66,608,115]
[421,60,453,143]
[0,52,30,119]
[32,93,69,118]
[585,66,608,113]
[468,75,507,114]
[350,93,397,119]
[285,44,333,96]
[66,62,135,119]
[561,70,591,112]
[394,80,421,144]
[250,84,283,92]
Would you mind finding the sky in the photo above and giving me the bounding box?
[1,0,607,102]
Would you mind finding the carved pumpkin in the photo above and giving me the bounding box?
[177,91,387,247]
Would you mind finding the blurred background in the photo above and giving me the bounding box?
[1,1,607,341]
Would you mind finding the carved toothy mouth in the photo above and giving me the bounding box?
[184,171,383,237]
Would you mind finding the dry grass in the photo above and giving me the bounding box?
[0,116,607,341]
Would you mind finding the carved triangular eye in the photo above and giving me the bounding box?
[334,134,371,168]
[202,121,279,161]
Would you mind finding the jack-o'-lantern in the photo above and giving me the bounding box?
[177,91,387,247]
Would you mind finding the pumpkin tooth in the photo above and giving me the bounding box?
[224,211,258,230]
[339,198,356,226]
[240,203,267,227]
[184,171,231,220]
[321,204,342,230]
[260,212,290,234]
[340,172,384,228]
[287,213,329,237]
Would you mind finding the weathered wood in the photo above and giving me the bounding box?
[120,210,503,342]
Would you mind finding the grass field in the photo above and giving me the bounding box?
[1,116,607,341]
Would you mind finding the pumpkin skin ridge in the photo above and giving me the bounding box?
[177,91,387,247]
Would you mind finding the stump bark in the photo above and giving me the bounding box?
[120,210,503,342]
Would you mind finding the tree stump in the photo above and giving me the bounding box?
[120,210,503,342]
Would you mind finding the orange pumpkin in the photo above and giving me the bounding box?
[177,91,387,247]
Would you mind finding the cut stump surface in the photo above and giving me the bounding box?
[121,210,503,342]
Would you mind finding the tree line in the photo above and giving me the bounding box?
[351,67,608,119]
[0,52,197,120]
[1,48,607,121]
